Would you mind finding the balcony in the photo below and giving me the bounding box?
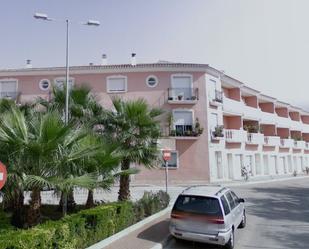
[225,129,247,143]
[264,136,280,146]
[0,91,19,100]
[246,133,264,144]
[294,140,306,149]
[169,124,202,140]
[167,88,198,104]
[280,138,294,148]
[222,96,243,115]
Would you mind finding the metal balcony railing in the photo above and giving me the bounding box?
[167,88,199,102]
[214,90,223,103]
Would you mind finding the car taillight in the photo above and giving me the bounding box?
[209,217,225,224]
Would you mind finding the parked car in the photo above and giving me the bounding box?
[169,185,246,249]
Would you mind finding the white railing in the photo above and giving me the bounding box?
[243,105,260,120]
[225,129,247,143]
[264,136,281,146]
[222,97,243,115]
[247,133,264,144]
[294,140,306,149]
[280,138,294,148]
[260,111,276,125]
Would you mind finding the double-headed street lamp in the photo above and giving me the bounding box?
[34,13,100,124]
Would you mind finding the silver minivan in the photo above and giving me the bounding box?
[169,185,246,249]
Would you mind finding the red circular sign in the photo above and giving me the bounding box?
[0,162,7,190]
[163,149,171,161]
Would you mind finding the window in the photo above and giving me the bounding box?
[230,191,240,206]
[220,195,230,215]
[107,76,127,93]
[225,192,236,210]
[173,195,223,216]
[53,77,74,89]
[171,74,193,100]
[146,75,158,88]
[39,79,50,91]
[162,151,178,168]
[172,109,193,136]
[0,79,18,99]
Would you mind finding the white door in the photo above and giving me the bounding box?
[208,79,217,101]
[245,155,253,176]
[263,155,269,175]
[269,156,277,175]
[216,151,223,179]
[234,154,243,179]
[288,156,293,173]
[209,113,219,132]
[293,156,298,172]
[278,157,286,174]
[227,153,234,180]
[255,154,261,175]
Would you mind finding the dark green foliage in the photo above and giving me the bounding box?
[133,191,170,221]
[0,202,135,249]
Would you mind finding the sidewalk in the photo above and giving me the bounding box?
[103,213,170,249]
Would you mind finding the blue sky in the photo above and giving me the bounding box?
[1,0,309,108]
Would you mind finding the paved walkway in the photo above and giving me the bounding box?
[104,213,170,249]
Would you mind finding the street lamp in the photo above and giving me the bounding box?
[34,13,100,124]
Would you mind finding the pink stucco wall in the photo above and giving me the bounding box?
[301,115,309,124]
[261,124,276,136]
[259,102,274,113]
[289,112,300,121]
[243,96,258,108]
[277,128,289,138]
[223,87,241,101]
[4,69,210,184]
[275,107,288,117]
[302,133,309,142]
[224,116,242,129]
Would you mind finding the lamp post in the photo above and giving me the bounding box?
[34,13,100,124]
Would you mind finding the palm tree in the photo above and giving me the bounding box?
[101,98,163,201]
[0,107,103,226]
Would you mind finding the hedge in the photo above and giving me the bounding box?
[0,202,135,249]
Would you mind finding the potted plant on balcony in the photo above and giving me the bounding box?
[212,125,224,138]
[244,124,259,133]
[170,129,176,136]
[177,93,184,101]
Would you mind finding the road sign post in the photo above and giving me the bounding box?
[0,162,7,190]
[162,149,171,193]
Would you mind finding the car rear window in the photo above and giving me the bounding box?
[173,195,223,216]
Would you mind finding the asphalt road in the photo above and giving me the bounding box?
[164,177,309,249]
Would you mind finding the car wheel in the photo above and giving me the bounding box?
[239,210,246,228]
[225,229,234,249]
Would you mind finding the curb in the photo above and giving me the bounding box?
[86,206,172,249]
[149,235,173,249]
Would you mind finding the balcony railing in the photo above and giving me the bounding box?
[0,91,19,100]
[225,129,247,143]
[294,140,306,149]
[169,124,202,138]
[264,136,280,146]
[280,138,294,148]
[167,88,199,103]
[214,90,223,103]
[247,133,264,144]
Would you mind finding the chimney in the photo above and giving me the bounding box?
[131,53,136,66]
[101,54,107,65]
[26,59,32,68]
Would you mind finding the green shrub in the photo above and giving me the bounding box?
[134,190,170,221]
[0,202,135,249]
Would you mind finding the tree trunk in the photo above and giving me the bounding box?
[26,188,41,227]
[10,189,26,228]
[59,190,76,215]
[118,159,131,201]
[85,189,95,208]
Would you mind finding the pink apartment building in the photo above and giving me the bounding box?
[1,62,309,184]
